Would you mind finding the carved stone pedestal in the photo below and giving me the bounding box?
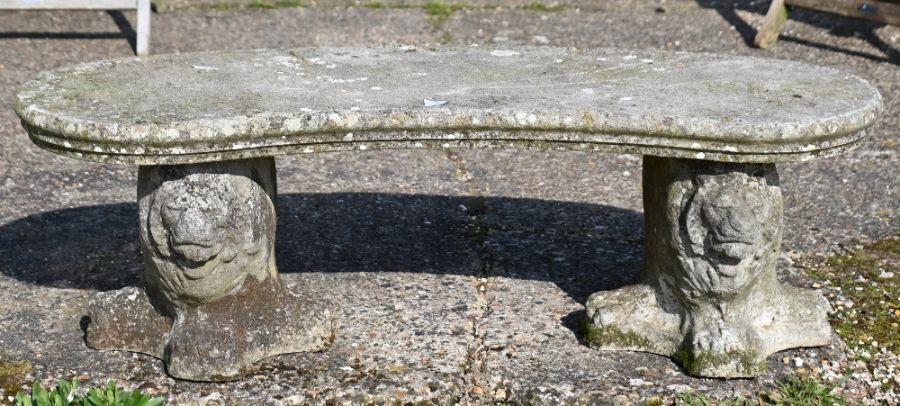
[85,157,334,381]
[585,156,831,378]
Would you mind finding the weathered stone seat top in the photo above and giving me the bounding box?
[16,46,882,165]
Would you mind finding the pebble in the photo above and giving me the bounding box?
[878,271,894,279]
[666,384,692,392]
[494,388,506,399]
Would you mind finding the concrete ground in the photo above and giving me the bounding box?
[0,0,897,404]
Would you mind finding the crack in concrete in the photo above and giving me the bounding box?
[445,150,503,402]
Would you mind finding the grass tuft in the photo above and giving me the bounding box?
[676,375,848,405]
[676,390,754,406]
[767,375,848,405]
[423,1,461,18]
[250,0,303,9]
[522,2,566,12]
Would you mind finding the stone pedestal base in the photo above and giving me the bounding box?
[585,156,831,378]
[84,157,334,381]
[86,281,333,381]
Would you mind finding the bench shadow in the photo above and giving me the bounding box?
[0,10,137,54]
[0,193,643,305]
[695,0,900,65]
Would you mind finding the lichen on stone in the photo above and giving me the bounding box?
[13,47,882,165]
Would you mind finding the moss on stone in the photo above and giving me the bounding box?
[803,234,899,356]
[0,359,33,398]
[673,349,766,377]
[582,323,654,351]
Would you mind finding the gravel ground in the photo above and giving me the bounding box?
[0,1,897,404]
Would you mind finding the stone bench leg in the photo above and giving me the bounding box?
[85,157,334,381]
[585,156,831,378]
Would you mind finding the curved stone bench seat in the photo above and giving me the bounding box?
[15,47,883,381]
[17,47,881,165]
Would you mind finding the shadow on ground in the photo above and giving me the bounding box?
[696,0,900,65]
[0,193,644,304]
[0,10,138,54]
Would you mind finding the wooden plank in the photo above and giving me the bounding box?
[0,0,136,9]
[136,0,150,56]
[755,0,789,48]
[786,0,900,25]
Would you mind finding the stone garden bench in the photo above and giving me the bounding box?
[14,47,882,381]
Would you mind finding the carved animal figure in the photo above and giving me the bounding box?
[680,172,781,298]
[142,173,276,308]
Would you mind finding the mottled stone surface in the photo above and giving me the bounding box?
[585,156,832,378]
[15,47,881,164]
[86,158,334,381]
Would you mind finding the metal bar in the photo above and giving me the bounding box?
[135,0,150,56]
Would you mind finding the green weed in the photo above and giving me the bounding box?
[250,0,303,9]
[423,1,460,17]
[675,375,849,405]
[768,375,848,405]
[15,380,165,406]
